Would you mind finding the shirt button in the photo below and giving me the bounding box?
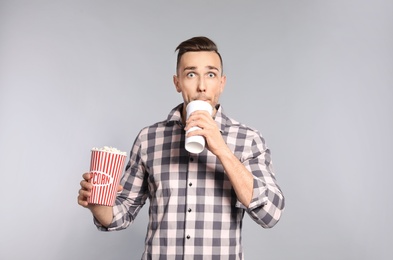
[186,235,190,239]
[189,182,192,187]
[189,157,194,162]
[188,208,192,212]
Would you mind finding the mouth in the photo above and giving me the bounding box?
[193,96,210,102]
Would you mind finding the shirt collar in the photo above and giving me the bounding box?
[166,103,183,124]
[166,103,230,134]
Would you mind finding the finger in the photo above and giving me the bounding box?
[190,110,211,117]
[185,117,208,131]
[83,172,92,181]
[79,187,91,196]
[186,128,204,137]
[187,111,211,122]
[117,185,123,193]
[80,179,93,191]
[77,190,90,207]
[78,197,89,207]
[186,113,215,130]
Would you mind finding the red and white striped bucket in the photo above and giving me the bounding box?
[88,149,126,206]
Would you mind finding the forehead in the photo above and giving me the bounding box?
[179,51,221,70]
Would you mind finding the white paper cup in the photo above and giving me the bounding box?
[185,100,213,154]
[88,149,127,206]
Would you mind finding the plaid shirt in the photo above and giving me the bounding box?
[95,104,285,260]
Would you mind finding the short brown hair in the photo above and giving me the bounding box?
[175,36,223,74]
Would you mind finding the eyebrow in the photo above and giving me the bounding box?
[183,66,197,71]
[183,66,220,72]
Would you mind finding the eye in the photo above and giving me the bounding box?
[187,72,196,78]
[207,72,216,78]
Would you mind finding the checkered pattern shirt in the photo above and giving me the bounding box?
[95,104,285,260]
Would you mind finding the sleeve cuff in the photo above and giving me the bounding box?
[92,205,122,231]
[235,177,268,210]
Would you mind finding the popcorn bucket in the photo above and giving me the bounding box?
[88,147,127,206]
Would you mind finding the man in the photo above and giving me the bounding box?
[78,36,285,259]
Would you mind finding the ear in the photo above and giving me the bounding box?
[219,75,227,94]
[173,75,181,93]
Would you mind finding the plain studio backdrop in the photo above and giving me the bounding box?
[0,1,392,259]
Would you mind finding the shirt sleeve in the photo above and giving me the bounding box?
[236,132,285,228]
[94,130,149,231]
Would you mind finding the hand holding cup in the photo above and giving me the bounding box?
[185,100,213,154]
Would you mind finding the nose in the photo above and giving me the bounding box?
[197,77,206,92]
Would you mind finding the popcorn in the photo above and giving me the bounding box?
[91,146,127,156]
[88,146,127,206]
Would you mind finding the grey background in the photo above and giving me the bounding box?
[0,1,392,259]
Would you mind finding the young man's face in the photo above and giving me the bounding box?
[173,51,226,114]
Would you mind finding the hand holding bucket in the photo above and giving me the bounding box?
[88,147,127,206]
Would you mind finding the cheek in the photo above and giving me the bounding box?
[180,90,193,103]
[212,91,221,103]
[181,80,197,90]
